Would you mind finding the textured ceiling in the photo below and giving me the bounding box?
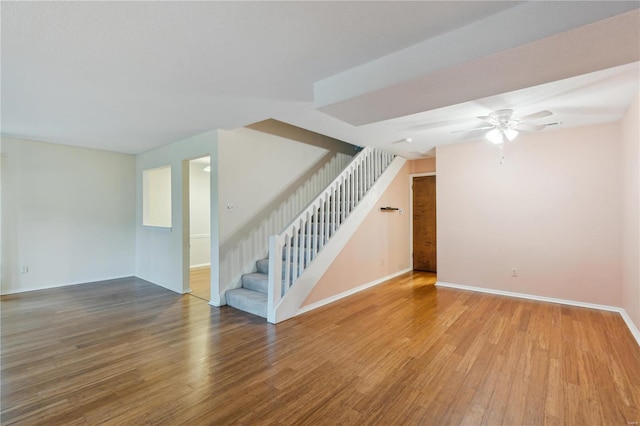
[1,1,638,158]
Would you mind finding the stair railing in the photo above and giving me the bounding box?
[267,147,395,314]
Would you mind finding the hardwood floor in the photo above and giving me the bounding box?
[189,266,211,301]
[1,272,639,425]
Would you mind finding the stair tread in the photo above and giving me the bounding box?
[226,288,267,318]
[241,272,268,293]
[223,151,394,322]
[256,258,269,274]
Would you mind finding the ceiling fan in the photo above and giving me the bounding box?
[455,109,559,144]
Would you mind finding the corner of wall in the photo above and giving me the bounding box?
[135,130,220,297]
[1,136,136,294]
[620,91,640,333]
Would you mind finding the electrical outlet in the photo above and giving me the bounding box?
[21,265,29,274]
[511,268,518,278]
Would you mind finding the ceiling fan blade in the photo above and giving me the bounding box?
[391,138,413,144]
[477,116,499,126]
[451,125,494,134]
[489,109,514,120]
[518,110,552,121]
[517,123,547,131]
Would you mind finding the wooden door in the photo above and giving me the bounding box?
[413,176,436,272]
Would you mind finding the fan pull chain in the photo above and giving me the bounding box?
[499,144,505,165]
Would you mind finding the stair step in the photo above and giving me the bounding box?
[241,272,268,294]
[256,258,269,274]
[226,288,267,318]
[255,254,306,280]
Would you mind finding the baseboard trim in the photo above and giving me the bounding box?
[619,309,640,347]
[0,275,135,295]
[190,263,211,269]
[435,281,640,347]
[297,268,413,316]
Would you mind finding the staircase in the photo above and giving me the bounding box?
[226,147,396,321]
[225,259,270,318]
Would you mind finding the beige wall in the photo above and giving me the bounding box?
[409,157,436,174]
[2,137,136,294]
[436,123,623,307]
[303,162,411,306]
[621,92,640,330]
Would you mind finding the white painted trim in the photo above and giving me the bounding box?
[0,275,134,295]
[190,263,211,269]
[190,234,210,239]
[272,156,407,323]
[409,172,436,270]
[435,281,621,311]
[436,281,640,347]
[619,309,640,347]
[142,225,172,231]
[297,268,412,316]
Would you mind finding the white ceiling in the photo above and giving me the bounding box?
[2,1,639,158]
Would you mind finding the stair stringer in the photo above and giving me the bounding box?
[269,156,407,323]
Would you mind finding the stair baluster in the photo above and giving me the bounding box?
[226,147,396,320]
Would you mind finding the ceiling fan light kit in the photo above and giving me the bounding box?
[458,108,556,145]
[469,108,556,165]
[486,128,518,145]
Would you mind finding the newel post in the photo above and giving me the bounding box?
[267,234,283,324]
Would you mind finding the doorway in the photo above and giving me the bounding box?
[187,156,211,301]
[412,175,437,272]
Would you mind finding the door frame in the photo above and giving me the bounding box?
[409,172,437,270]
[182,155,215,301]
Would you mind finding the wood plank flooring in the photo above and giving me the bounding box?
[189,266,211,301]
[1,272,639,425]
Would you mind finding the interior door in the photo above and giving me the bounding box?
[413,175,437,272]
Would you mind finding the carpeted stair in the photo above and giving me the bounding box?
[225,229,332,318]
[225,197,354,319]
[226,260,270,318]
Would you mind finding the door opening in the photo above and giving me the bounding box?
[187,156,211,301]
[412,175,437,272]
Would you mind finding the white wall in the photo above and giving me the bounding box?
[1,137,136,294]
[218,127,353,303]
[190,160,210,267]
[135,130,219,301]
[621,92,640,332]
[436,123,623,307]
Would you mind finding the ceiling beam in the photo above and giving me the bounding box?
[314,2,640,126]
